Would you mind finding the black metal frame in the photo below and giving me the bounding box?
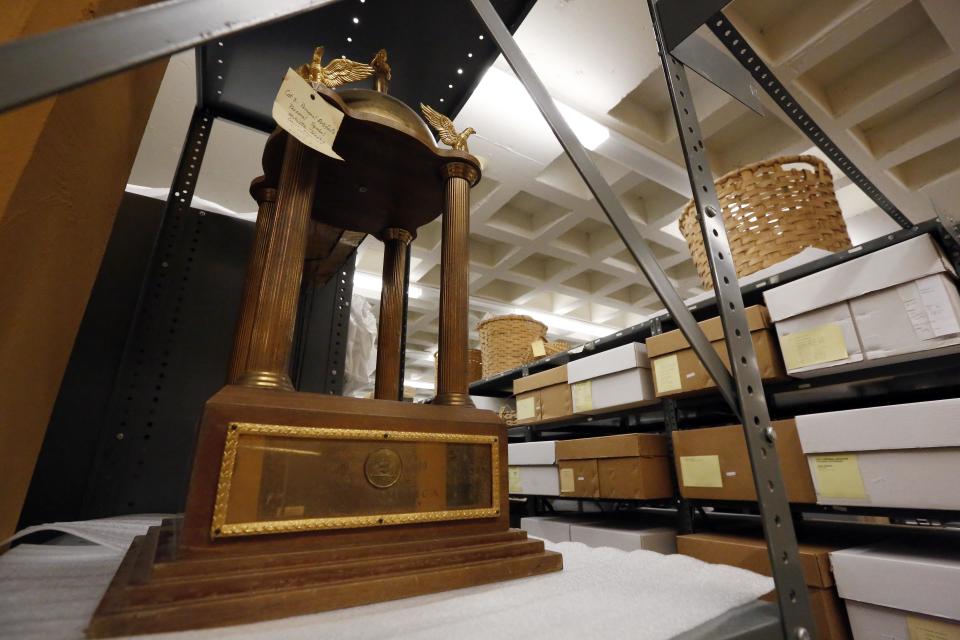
[651,317,695,536]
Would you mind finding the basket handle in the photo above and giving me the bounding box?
[776,154,829,180]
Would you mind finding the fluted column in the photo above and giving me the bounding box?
[227,179,277,383]
[435,161,480,406]
[235,136,318,390]
[374,228,414,401]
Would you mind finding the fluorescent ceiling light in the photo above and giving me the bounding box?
[513,308,614,338]
[353,271,422,299]
[479,67,609,150]
[556,102,610,151]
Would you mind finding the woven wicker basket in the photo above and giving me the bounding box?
[679,155,851,289]
[476,314,548,378]
[433,348,484,385]
[498,405,517,426]
[545,340,570,356]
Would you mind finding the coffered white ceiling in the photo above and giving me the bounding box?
[128,0,960,397]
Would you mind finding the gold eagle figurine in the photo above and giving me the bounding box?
[371,48,391,93]
[297,46,374,89]
[420,103,476,152]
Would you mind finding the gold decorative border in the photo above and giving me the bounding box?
[211,422,500,538]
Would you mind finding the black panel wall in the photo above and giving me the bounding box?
[20,193,353,527]
[19,194,166,528]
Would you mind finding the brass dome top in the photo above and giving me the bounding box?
[337,88,436,149]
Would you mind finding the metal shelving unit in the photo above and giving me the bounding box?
[475,0,960,637]
[3,1,959,639]
[472,220,958,398]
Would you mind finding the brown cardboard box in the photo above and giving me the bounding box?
[557,434,671,499]
[513,365,572,424]
[645,306,787,398]
[672,419,816,503]
[678,533,850,640]
[556,433,668,460]
[558,459,599,498]
[599,457,673,499]
[678,533,834,587]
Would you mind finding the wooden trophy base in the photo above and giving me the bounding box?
[88,519,560,637]
[87,387,562,637]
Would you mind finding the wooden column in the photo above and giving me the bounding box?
[235,137,318,390]
[434,162,479,407]
[374,228,413,400]
[227,178,277,384]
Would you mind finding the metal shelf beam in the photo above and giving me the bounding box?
[0,0,337,114]
[705,12,910,230]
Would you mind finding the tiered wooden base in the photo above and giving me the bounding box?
[88,519,560,637]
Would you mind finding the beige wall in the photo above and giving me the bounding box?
[0,0,167,538]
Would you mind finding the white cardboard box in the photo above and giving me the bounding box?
[520,516,572,542]
[844,601,960,640]
[796,398,960,509]
[831,542,960,639]
[763,235,960,377]
[520,516,600,542]
[508,441,557,465]
[566,342,655,414]
[569,523,676,554]
[509,465,559,495]
[852,273,960,361]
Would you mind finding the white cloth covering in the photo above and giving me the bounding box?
[0,517,773,640]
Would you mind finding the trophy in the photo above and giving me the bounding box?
[87,47,561,637]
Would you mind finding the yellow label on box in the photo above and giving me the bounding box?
[272,68,344,160]
[516,397,536,420]
[908,615,960,640]
[531,339,546,357]
[560,468,575,493]
[812,454,867,499]
[508,467,522,493]
[572,381,593,412]
[680,455,723,488]
[654,354,682,393]
[780,322,848,370]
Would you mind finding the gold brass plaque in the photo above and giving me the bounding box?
[364,448,402,488]
[211,423,500,538]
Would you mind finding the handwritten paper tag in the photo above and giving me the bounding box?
[812,454,867,499]
[653,354,682,393]
[907,615,960,640]
[780,322,848,370]
[272,68,344,161]
[680,455,723,488]
[560,468,575,493]
[531,339,547,357]
[572,381,593,412]
[508,467,522,493]
[516,396,536,421]
[917,275,960,338]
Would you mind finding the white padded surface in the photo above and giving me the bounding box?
[0,518,773,640]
